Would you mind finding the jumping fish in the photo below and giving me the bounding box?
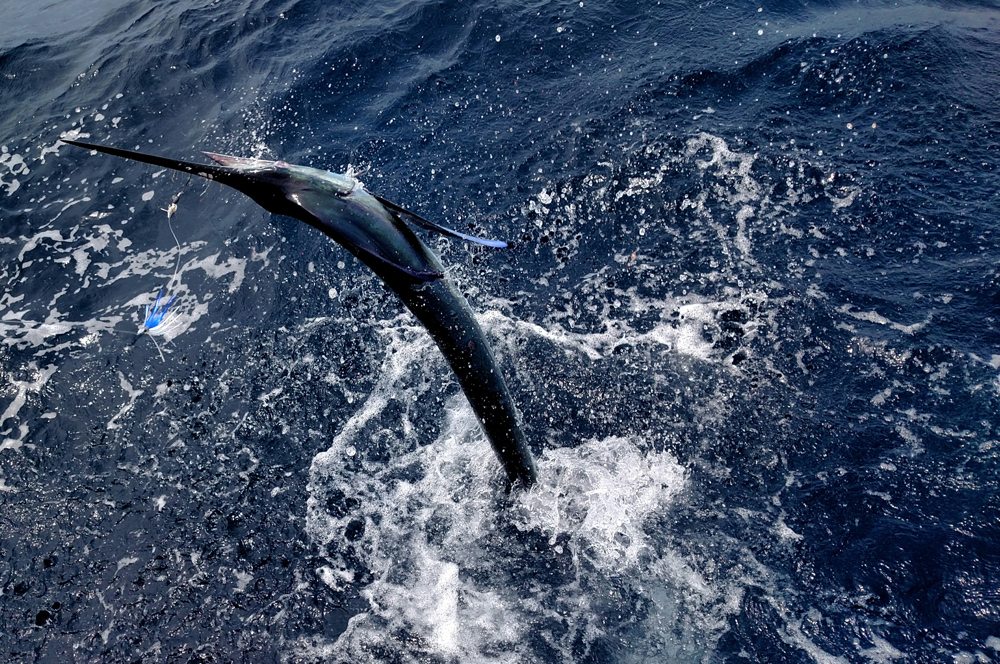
[64,139,538,488]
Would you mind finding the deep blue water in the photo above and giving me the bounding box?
[2,0,999,662]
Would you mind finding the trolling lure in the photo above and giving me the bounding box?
[142,289,179,335]
[135,289,183,361]
[134,188,189,360]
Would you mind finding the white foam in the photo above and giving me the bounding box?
[0,145,27,196]
[0,364,57,454]
[106,371,144,430]
[0,424,29,452]
[481,298,756,366]
[233,569,253,593]
[306,426,691,661]
[297,309,719,663]
[837,304,931,336]
[115,556,140,573]
[0,363,57,429]
[859,634,905,663]
[517,437,687,566]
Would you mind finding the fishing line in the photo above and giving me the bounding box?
[164,187,185,291]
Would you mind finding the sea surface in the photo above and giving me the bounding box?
[1,0,999,662]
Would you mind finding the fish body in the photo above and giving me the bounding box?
[65,140,537,488]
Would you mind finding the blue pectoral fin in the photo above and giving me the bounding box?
[374,196,508,248]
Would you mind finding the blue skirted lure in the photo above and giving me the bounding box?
[143,289,178,335]
[139,289,183,361]
[139,189,187,359]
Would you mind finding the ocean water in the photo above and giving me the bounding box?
[1,0,999,662]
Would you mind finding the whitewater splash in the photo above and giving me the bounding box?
[290,133,891,663]
[293,261,784,662]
